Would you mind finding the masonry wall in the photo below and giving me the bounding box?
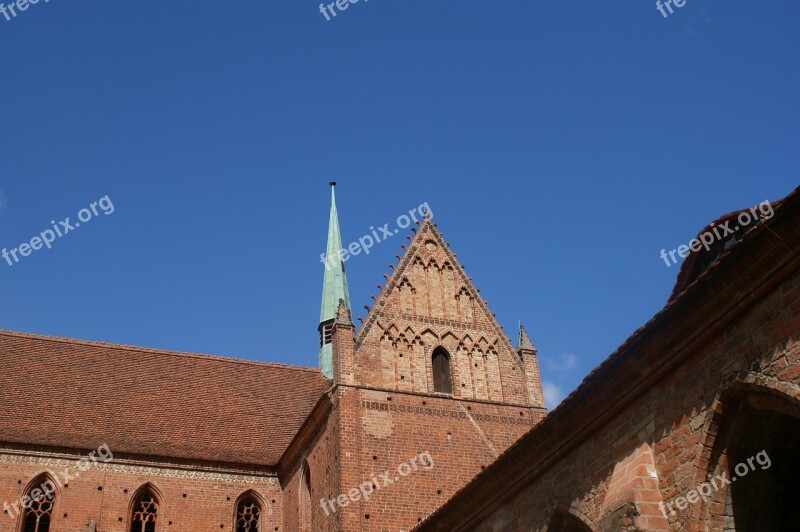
[281,397,343,532]
[326,386,543,532]
[466,262,800,531]
[0,450,283,532]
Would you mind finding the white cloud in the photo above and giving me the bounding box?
[542,381,565,411]
[558,353,577,370]
[544,352,578,372]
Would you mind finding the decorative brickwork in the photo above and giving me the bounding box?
[352,220,543,407]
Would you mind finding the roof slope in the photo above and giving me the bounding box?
[0,330,329,466]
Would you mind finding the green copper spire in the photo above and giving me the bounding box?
[319,182,351,378]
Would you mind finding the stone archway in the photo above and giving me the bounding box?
[701,382,800,530]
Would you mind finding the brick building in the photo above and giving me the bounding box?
[417,188,800,531]
[0,183,547,532]
[5,183,795,532]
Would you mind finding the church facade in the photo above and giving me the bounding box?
[0,184,547,532]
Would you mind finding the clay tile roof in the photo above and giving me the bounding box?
[0,330,330,467]
[669,200,783,302]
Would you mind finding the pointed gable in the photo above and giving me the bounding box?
[352,219,536,405]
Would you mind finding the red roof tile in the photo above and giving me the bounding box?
[0,330,329,466]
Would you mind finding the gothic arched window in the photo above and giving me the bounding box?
[130,486,160,532]
[299,461,312,530]
[432,347,453,394]
[21,474,56,532]
[235,493,262,532]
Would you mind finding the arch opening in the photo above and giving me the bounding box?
[432,347,452,394]
[20,473,57,532]
[723,396,800,530]
[235,491,262,532]
[129,484,160,532]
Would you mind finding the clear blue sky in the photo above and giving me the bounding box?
[0,1,797,409]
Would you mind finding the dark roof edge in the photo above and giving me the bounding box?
[0,440,279,473]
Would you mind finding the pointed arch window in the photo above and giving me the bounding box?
[299,461,312,530]
[235,493,262,532]
[130,486,160,532]
[21,474,55,532]
[432,347,453,394]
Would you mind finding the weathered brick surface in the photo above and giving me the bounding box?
[326,387,539,531]
[282,395,342,532]
[466,271,800,531]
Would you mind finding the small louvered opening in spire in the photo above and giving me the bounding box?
[319,319,334,348]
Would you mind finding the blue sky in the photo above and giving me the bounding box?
[0,0,797,409]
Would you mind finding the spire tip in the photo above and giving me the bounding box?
[518,324,536,352]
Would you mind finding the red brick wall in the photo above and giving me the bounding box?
[0,450,283,531]
[282,398,342,532]
[323,386,542,532]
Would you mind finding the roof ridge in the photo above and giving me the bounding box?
[0,329,322,373]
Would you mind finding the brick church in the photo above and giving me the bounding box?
[2,184,798,532]
[0,184,548,532]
